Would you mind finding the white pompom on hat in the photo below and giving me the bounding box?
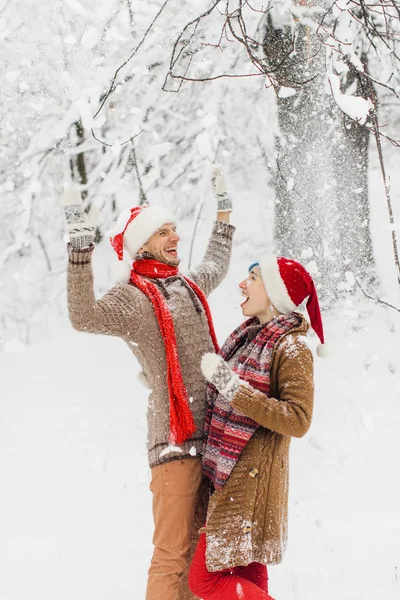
[108,205,176,283]
[257,255,329,357]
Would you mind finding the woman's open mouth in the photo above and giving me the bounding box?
[240,293,249,307]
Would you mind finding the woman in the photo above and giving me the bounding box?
[188,255,326,600]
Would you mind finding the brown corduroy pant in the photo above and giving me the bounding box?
[146,457,207,600]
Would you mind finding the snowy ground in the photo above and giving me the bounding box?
[1,287,400,600]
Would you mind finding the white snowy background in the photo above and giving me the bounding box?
[1,243,400,600]
[1,1,400,599]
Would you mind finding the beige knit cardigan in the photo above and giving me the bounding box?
[204,318,314,570]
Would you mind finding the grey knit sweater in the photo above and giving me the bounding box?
[67,221,234,467]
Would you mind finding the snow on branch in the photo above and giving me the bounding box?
[317,0,400,133]
[327,58,373,125]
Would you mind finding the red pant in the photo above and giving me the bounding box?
[188,532,274,600]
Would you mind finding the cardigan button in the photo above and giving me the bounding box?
[249,468,259,478]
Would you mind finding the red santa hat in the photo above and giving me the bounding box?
[258,255,328,357]
[108,205,176,283]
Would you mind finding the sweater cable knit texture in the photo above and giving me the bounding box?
[67,221,234,467]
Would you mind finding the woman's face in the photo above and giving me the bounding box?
[239,265,272,323]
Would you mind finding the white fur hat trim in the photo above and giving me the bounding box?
[110,260,132,284]
[258,254,297,314]
[123,206,176,258]
[108,205,176,284]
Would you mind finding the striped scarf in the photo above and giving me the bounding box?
[202,312,302,490]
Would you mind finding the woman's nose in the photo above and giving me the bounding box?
[239,279,247,290]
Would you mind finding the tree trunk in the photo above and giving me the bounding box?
[264,5,374,303]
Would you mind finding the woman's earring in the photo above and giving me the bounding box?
[269,304,275,313]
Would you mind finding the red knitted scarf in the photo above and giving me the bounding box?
[131,258,219,445]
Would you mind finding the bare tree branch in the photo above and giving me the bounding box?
[37,234,52,272]
[166,1,320,88]
[130,143,148,206]
[0,0,13,16]
[91,129,142,147]
[355,279,400,312]
[93,0,173,120]
[367,79,400,284]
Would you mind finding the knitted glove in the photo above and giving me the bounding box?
[201,353,241,402]
[211,163,232,213]
[62,185,96,249]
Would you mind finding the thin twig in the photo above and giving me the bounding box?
[37,234,52,272]
[130,143,148,206]
[188,200,204,271]
[355,279,400,312]
[165,71,264,86]
[93,0,172,119]
[169,0,222,72]
[276,157,305,201]
[126,0,135,32]
[367,78,400,284]
[0,0,13,15]
[188,145,221,270]
[91,128,142,147]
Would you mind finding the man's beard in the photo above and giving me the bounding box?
[138,250,180,267]
[160,250,180,267]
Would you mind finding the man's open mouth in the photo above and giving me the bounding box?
[166,248,178,256]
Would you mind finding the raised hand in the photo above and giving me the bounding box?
[62,185,96,249]
[211,163,232,213]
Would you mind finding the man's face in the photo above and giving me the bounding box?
[139,223,180,266]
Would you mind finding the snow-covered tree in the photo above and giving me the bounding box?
[1,0,399,345]
[166,0,400,300]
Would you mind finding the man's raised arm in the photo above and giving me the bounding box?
[63,185,141,338]
[188,164,235,297]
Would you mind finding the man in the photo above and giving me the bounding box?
[62,166,234,600]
